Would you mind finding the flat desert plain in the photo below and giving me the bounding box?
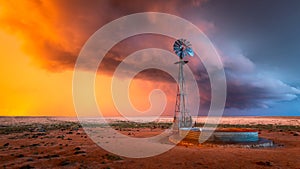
[0,116,299,169]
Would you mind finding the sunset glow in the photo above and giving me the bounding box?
[1,0,299,117]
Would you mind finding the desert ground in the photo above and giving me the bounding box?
[0,117,299,169]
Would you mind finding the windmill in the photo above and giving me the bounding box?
[173,39,194,131]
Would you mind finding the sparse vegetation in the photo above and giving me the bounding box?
[102,153,123,161]
[0,120,298,135]
[0,122,81,134]
[109,121,172,129]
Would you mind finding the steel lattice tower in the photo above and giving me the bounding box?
[173,39,194,130]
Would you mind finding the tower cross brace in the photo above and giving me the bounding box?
[173,59,193,130]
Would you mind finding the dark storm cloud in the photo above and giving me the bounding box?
[98,36,300,110]
[223,54,300,109]
[192,0,300,83]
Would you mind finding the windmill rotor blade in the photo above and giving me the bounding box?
[173,39,194,58]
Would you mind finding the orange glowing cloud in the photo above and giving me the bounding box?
[0,0,208,116]
[0,30,74,116]
[0,0,209,72]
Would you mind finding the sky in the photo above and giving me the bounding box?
[0,0,299,116]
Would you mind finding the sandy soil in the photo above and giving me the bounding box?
[0,117,299,169]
